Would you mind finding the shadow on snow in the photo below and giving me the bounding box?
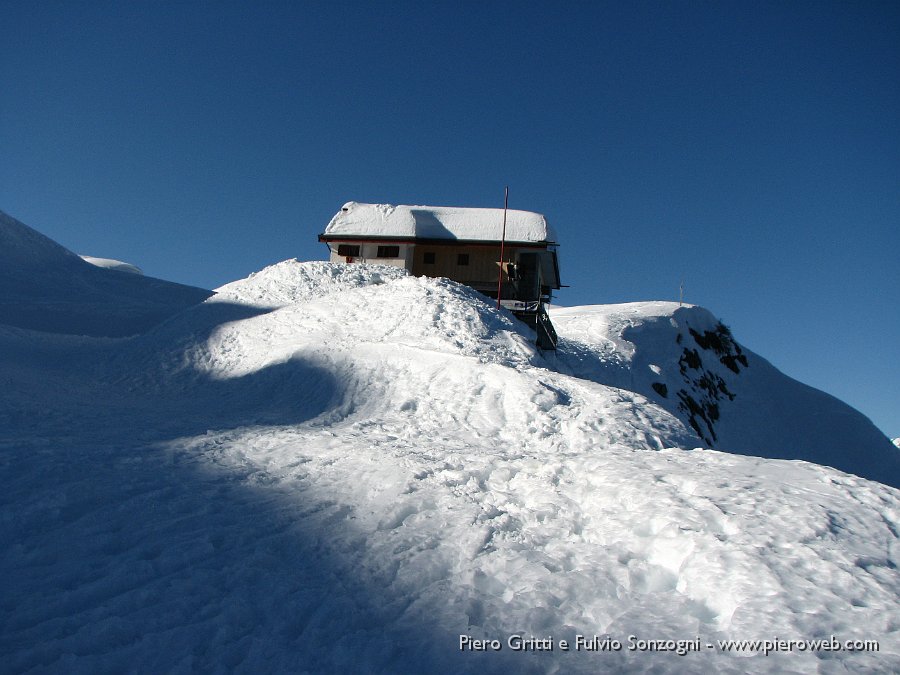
[0,302,530,674]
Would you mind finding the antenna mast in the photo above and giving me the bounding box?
[496,186,509,310]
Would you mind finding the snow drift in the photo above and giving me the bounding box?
[1,219,898,673]
[80,255,144,275]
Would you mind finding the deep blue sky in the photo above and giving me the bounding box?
[2,1,898,438]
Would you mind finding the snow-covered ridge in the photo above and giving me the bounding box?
[0,209,211,336]
[0,209,83,269]
[2,248,899,673]
[550,302,900,487]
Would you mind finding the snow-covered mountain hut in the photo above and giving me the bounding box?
[318,202,562,348]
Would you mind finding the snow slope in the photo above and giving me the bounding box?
[0,210,211,337]
[550,303,900,488]
[2,252,898,674]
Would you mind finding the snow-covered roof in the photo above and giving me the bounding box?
[323,202,558,244]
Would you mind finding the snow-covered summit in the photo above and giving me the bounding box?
[551,302,900,487]
[324,201,558,243]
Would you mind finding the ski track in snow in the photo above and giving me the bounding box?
[2,261,898,674]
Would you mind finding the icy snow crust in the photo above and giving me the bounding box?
[324,201,558,243]
[2,260,899,673]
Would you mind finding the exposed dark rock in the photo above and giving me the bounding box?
[690,324,748,374]
[677,389,718,445]
[679,348,703,371]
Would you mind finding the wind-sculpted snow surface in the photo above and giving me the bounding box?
[80,255,144,275]
[1,260,898,673]
[212,258,409,308]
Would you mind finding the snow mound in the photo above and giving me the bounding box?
[0,210,211,337]
[212,258,408,307]
[136,266,691,449]
[205,275,538,374]
[80,255,143,275]
[550,302,900,487]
